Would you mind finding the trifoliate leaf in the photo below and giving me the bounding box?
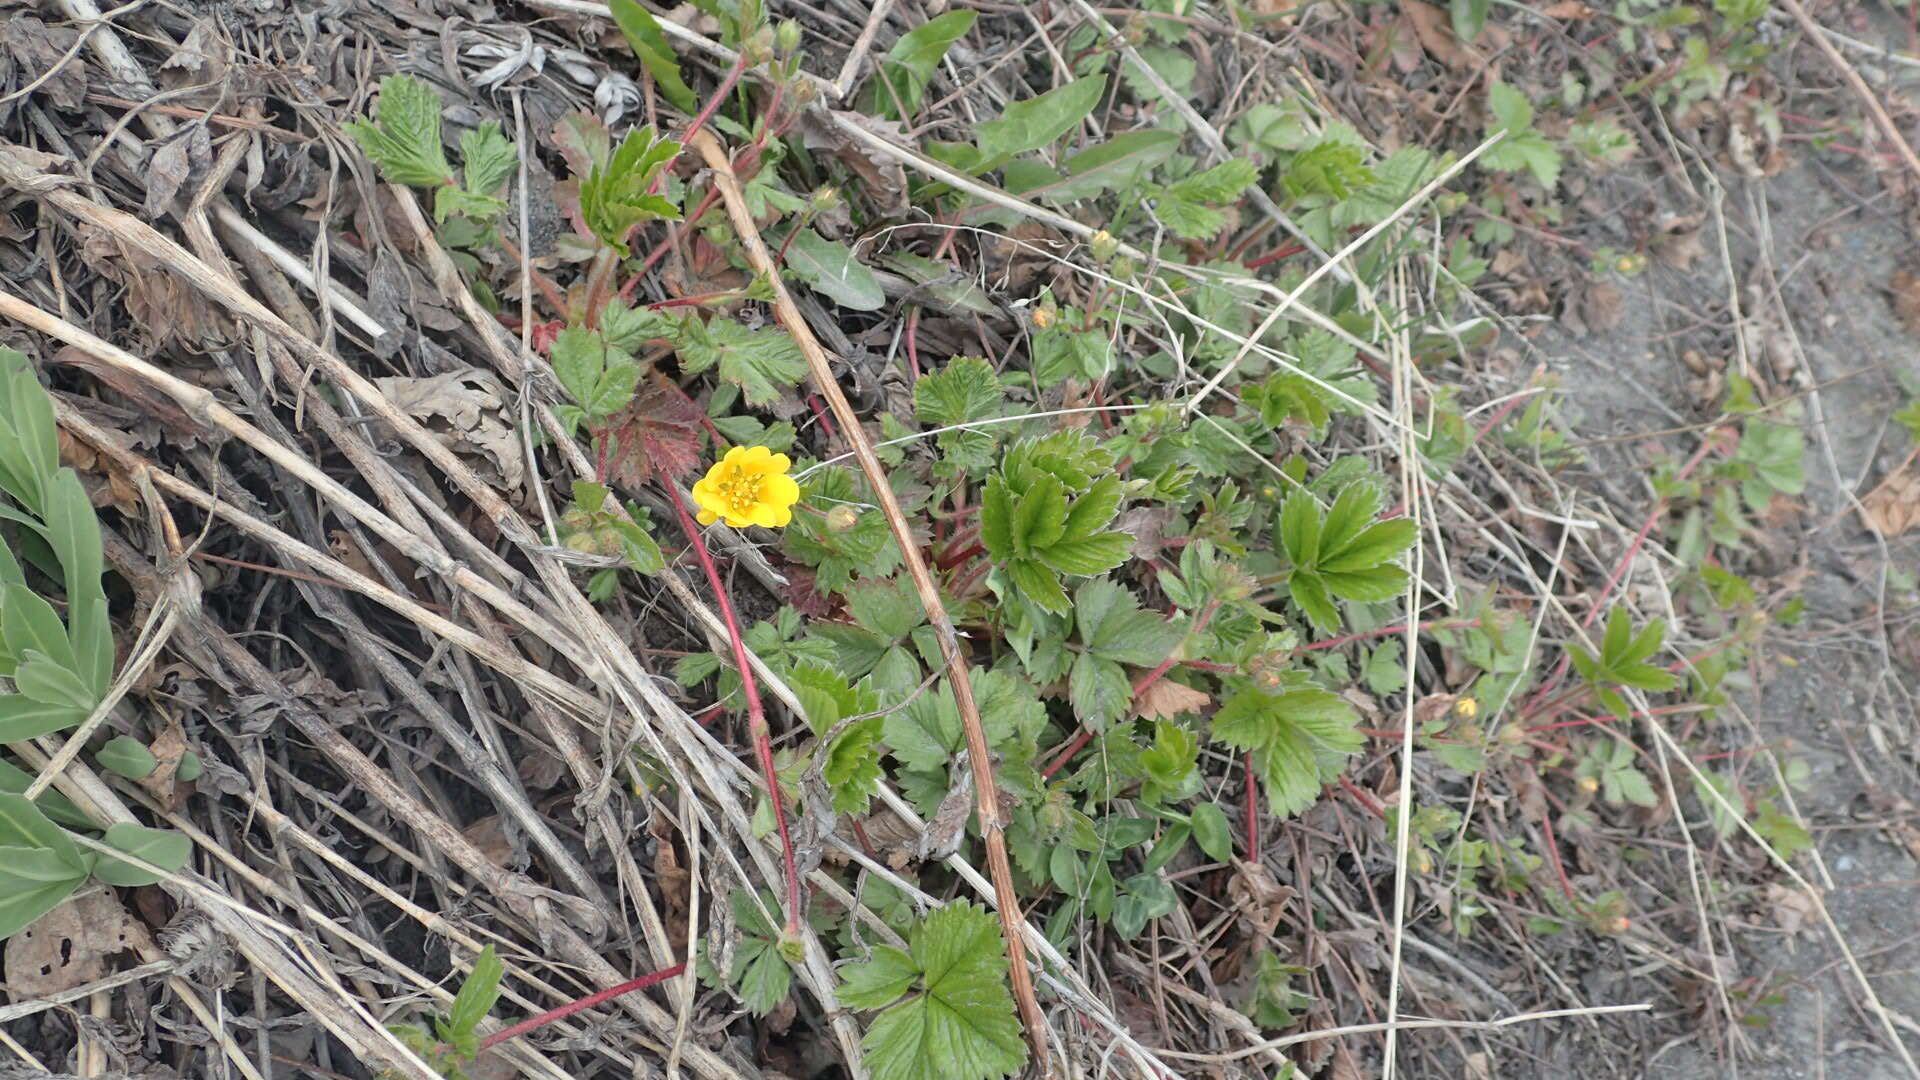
[1211,685,1361,818]
[579,125,681,254]
[729,889,793,1016]
[1167,158,1260,204]
[678,318,807,407]
[459,122,517,202]
[842,902,1027,1080]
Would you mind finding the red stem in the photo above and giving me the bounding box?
[660,478,804,934]
[478,962,687,1051]
[1540,812,1578,903]
[1244,752,1261,859]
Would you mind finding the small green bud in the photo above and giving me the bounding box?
[826,504,861,532]
[775,19,802,56]
[1089,229,1119,264]
[812,185,841,210]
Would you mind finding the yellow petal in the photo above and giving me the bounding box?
[696,507,719,526]
[738,445,772,468]
[722,445,750,467]
[766,503,793,528]
[766,452,792,474]
[763,472,800,510]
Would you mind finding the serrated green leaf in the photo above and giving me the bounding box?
[1319,564,1408,603]
[980,473,1015,560]
[1317,482,1383,559]
[1288,570,1339,634]
[344,76,454,188]
[1487,81,1533,135]
[976,76,1107,165]
[1010,474,1067,556]
[1168,159,1260,204]
[915,357,1001,429]
[1060,475,1123,541]
[1068,652,1131,729]
[1320,518,1417,574]
[729,890,794,1016]
[92,822,190,886]
[1452,0,1490,40]
[1612,663,1678,692]
[1006,558,1069,613]
[785,228,885,311]
[610,0,699,113]
[838,944,921,1009]
[1600,606,1633,665]
[1034,533,1130,577]
[678,318,806,407]
[851,902,1027,1080]
[459,122,516,201]
[95,736,157,780]
[580,125,682,255]
[1211,687,1361,818]
[1278,490,1321,567]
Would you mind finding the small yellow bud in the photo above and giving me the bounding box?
[1455,697,1480,719]
[1577,775,1601,795]
[1089,229,1119,264]
[1030,306,1055,330]
[1414,850,1434,874]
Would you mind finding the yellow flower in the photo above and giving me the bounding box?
[1455,696,1479,719]
[692,445,800,529]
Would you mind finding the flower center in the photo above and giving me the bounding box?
[714,467,764,515]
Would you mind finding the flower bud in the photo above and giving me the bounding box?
[1577,775,1600,795]
[812,185,841,211]
[1089,229,1119,264]
[826,504,861,532]
[775,19,802,56]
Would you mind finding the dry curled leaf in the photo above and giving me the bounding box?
[1401,1,1473,71]
[373,369,525,491]
[1228,858,1295,938]
[1859,456,1920,537]
[799,111,910,218]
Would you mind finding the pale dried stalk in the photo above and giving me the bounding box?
[690,128,1050,1067]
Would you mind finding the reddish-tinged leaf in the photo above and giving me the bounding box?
[603,382,705,484]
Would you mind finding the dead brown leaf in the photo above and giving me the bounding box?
[142,125,213,220]
[462,815,517,870]
[373,369,525,491]
[1652,214,1706,271]
[1891,269,1920,336]
[799,112,911,218]
[4,891,137,1000]
[1228,858,1296,938]
[1764,883,1818,938]
[75,222,229,350]
[917,770,975,862]
[137,716,193,811]
[1859,453,1920,537]
[1136,679,1210,722]
[1401,1,1473,71]
[0,18,87,120]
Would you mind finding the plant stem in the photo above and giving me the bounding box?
[660,476,804,935]
[478,962,687,1052]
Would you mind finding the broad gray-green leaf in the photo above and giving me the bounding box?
[95,736,157,780]
[92,823,191,887]
[976,76,1107,165]
[610,0,699,113]
[785,229,885,311]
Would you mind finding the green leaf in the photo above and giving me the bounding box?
[1320,518,1417,574]
[343,75,454,188]
[1011,475,1068,556]
[447,945,505,1043]
[839,944,922,1008]
[1211,687,1361,818]
[1319,564,1408,603]
[610,0,700,113]
[679,318,807,407]
[847,902,1027,1080]
[1068,652,1131,729]
[1486,81,1533,135]
[1167,159,1260,204]
[785,229,885,311]
[976,76,1107,165]
[1034,533,1130,577]
[915,357,1002,429]
[1317,482,1382,559]
[845,577,926,642]
[4,583,78,674]
[1076,579,1184,666]
[0,850,84,940]
[1060,475,1123,541]
[824,716,886,815]
[0,759,93,831]
[460,122,516,199]
[1043,131,1181,201]
[1278,490,1321,567]
[95,736,157,780]
[14,652,94,711]
[979,474,1016,560]
[92,823,190,886]
[865,10,976,120]
[1005,558,1069,614]
[729,890,794,1016]
[0,794,87,872]
[0,696,86,742]
[1451,0,1490,41]
[1190,801,1233,861]
[1288,570,1340,634]
[580,125,682,255]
